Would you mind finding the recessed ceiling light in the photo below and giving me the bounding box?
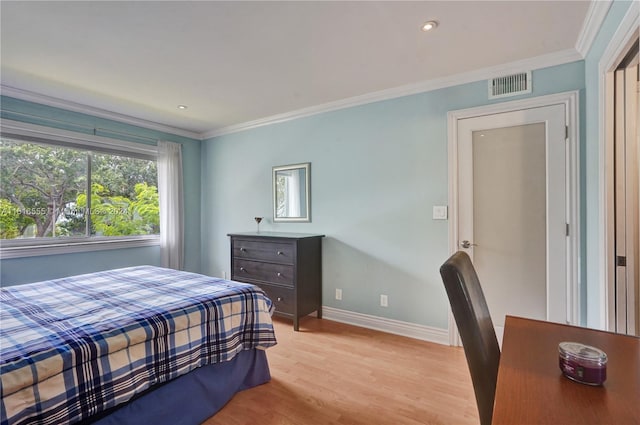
[177,105,188,110]
[421,21,438,32]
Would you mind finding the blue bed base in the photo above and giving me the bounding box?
[93,349,270,425]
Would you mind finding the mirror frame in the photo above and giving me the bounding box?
[272,162,311,222]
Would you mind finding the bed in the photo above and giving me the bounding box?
[0,265,277,425]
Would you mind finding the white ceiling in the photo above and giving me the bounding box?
[1,1,592,138]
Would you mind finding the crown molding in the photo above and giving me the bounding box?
[575,0,613,58]
[0,85,202,140]
[203,48,582,139]
[1,45,584,142]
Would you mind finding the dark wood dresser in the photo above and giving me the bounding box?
[228,232,324,331]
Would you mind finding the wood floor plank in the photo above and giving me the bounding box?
[202,317,479,425]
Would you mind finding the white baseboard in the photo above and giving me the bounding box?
[322,306,449,346]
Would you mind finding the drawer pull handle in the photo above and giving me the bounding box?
[277,297,283,302]
[240,247,246,252]
[277,251,284,255]
[240,267,245,272]
[277,272,282,277]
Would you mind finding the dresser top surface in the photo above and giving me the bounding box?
[228,231,325,239]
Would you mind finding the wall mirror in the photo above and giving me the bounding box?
[273,162,310,222]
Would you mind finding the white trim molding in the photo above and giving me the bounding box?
[322,307,449,346]
[447,90,581,345]
[575,1,613,58]
[1,85,201,140]
[598,1,640,331]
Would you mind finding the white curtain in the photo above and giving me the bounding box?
[157,141,184,270]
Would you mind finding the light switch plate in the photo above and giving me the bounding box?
[433,205,448,220]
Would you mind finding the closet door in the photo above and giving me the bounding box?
[614,46,639,336]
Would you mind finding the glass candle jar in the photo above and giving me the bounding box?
[558,342,607,386]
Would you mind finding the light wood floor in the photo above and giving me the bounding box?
[203,316,479,425]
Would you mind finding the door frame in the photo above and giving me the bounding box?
[446,91,580,346]
[598,4,639,332]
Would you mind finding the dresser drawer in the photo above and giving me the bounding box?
[232,240,294,264]
[234,259,294,286]
[260,284,294,315]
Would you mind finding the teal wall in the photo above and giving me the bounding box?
[201,61,585,330]
[583,0,635,327]
[1,246,161,285]
[3,1,632,330]
[0,96,202,285]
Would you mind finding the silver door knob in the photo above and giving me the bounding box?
[460,240,478,249]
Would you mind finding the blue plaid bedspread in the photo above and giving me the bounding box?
[0,266,277,425]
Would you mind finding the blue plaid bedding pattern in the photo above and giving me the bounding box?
[0,266,277,425]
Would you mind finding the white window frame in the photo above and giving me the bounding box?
[0,119,160,259]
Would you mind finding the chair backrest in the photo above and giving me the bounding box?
[439,251,500,425]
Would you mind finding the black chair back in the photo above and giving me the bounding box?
[440,251,500,425]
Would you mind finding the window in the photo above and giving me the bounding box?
[0,121,159,258]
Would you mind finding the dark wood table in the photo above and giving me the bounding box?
[492,315,640,424]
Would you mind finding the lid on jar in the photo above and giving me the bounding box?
[558,341,608,363]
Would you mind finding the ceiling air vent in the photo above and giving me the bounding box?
[488,71,532,99]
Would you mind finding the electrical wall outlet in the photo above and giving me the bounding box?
[335,288,343,300]
[380,294,388,307]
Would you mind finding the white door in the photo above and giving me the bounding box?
[457,104,568,343]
